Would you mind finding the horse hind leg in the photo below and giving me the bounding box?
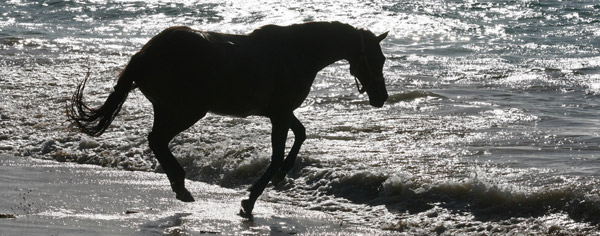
[148,107,206,202]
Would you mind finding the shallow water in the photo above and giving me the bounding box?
[1,0,600,234]
[0,155,385,235]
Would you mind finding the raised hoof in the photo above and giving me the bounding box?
[175,188,195,202]
[240,199,254,218]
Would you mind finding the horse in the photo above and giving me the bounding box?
[67,21,388,216]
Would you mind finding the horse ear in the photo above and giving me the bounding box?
[377,31,389,42]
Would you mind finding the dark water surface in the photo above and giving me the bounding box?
[1,1,600,234]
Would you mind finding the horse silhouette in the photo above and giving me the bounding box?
[68,21,388,216]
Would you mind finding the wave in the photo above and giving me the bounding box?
[26,135,600,225]
[348,91,446,106]
[386,91,447,104]
[298,169,600,224]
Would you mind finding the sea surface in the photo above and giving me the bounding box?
[1,0,600,234]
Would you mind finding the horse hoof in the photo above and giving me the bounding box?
[240,199,254,217]
[176,189,195,202]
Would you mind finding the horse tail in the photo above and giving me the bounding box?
[67,53,143,137]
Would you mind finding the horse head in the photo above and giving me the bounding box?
[350,30,389,107]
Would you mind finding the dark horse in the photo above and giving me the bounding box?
[68,21,388,216]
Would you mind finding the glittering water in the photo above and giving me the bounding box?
[1,0,600,234]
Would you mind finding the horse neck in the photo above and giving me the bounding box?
[250,22,360,74]
[292,24,360,73]
[280,23,361,74]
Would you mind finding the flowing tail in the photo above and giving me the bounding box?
[67,54,141,137]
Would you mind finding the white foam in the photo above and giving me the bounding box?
[79,137,100,149]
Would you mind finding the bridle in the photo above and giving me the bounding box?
[354,30,381,94]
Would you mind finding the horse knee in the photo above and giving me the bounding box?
[296,127,306,143]
[147,131,172,153]
[270,155,284,166]
[292,120,306,143]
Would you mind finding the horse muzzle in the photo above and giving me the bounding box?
[367,84,388,108]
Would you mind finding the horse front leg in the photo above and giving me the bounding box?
[271,115,305,186]
[241,114,291,216]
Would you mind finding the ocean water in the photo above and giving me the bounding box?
[1,0,600,234]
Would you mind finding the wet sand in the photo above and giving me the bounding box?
[0,155,390,235]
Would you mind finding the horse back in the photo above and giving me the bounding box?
[133,26,309,117]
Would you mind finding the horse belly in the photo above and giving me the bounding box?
[205,82,271,117]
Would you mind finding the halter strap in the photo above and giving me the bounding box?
[354,75,366,94]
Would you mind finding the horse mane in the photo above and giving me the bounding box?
[249,21,360,40]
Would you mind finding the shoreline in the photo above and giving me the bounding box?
[0,155,391,235]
